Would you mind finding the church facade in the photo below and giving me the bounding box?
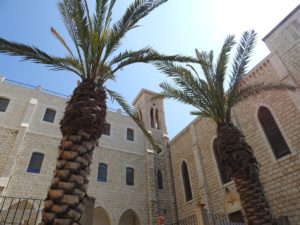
[0,4,299,225]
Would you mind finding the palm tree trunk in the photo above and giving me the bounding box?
[216,123,275,225]
[42,79,107,225]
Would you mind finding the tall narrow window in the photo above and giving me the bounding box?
[155,109,160,130]
[126,167,134,185]
[0,98,9,112]
[138,108,142,120]
[150,107,154,128]
[181,161,193,201]
[258,106,291,159]
[43,108,56,123]
[127,128,134,141]
[27,152,44,173]
[157,170,163,189]
[103,123,111,136]
[97,163,107,182]
[213,139,231,184]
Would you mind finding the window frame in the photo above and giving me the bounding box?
[126,167,134,186]
[0,97,10,112]
[97,163,108,182]
[258,106,291,159]
[27,152,44,174]
[181,161,193,202]
[103,123,111,136]
[43,108,56,123]
[126,128,134,141]
[157,170,163,190]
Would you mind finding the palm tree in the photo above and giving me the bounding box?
[0,1,194,225]
[154,30,296,225]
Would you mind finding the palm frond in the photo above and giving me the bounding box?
[215,35,235,93]
[104,0,168,60]
[106,88,161,152]
[158,81,204,109]
[109,46,153,65]
[195,49,215,89]
[58,0,86,76]
[51,27,74,57]
[0,37,83,77]
[111,50,196,75]
[229,30,256,88]
[71,0,91,76]
[236,82,296,102]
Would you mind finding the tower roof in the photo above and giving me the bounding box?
[132,88,159,105]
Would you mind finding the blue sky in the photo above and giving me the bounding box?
[0,0,299,138]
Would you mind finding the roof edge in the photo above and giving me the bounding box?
[132,88,159,105]
[263,4,300,41]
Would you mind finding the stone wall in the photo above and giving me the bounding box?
[170,5,300,225]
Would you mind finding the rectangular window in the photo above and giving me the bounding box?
[27,152,44,173]
[103,123,111,136]
[43,108,56,123]
[0,98,9,112]
[127,128,134,141]
[126,167,134,185]
[97,163,107,182]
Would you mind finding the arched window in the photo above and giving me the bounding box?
[181,161,193,201]
[0,97,9,112]
[138,108,142,120]
[258,106,291,159]
[213,139,231,184]
[43,108,56,123]
[150,107,154,128]
[126,167,134,186]
[155,109,160,130]
[127,128,134,141]
[97,163,107,182]
[103,123,111,136]
[157,170,163,189]
[27,152,44,173]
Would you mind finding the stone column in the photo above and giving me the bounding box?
[80,197,95,225]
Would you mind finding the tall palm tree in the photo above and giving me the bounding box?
[0,1,194,225]
[154,30,296,225]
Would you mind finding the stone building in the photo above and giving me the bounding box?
[0,4,299,225]
[170,4,300,225]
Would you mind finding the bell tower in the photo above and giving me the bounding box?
[133,89,178,225]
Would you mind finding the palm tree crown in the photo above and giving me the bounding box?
[0,0,193,150]
[155,30,295,125]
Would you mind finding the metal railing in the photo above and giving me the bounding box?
[170,214,198,225]
[0,196,43,225]
[208,212,245,225]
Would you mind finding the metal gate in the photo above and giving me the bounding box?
[169,214,198,225]
[0,196,43,225]
[208,212,245,225]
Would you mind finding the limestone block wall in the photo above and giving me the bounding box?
[0,128,18,177]
[263,5,300,85]
[88,147,147,225]
[4,133,59,198]
[169,126,204,219]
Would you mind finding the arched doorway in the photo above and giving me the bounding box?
[118,209,141,225]
[93,206,111,225]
